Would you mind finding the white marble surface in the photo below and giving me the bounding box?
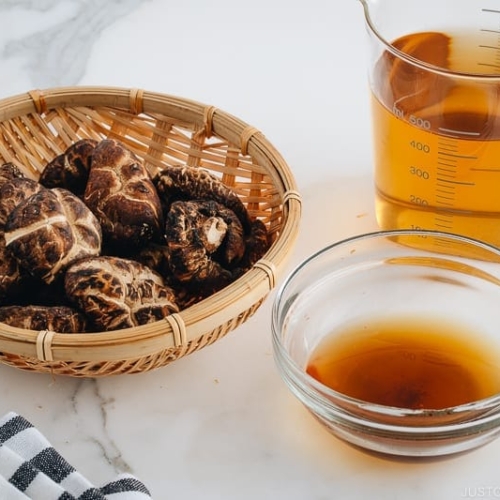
[0,1,499,499]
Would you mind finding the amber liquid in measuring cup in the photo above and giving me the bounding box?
[306,316,500,410]
[372,32,500,246]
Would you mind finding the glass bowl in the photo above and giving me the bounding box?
[272,230,500,457]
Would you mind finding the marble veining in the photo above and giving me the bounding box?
[71,379,132,475]
[0,0,146,96]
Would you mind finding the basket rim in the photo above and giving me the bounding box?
[0,85,302,364]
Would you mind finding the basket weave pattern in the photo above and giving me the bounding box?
[0,86,301,377]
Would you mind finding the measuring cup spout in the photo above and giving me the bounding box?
[356,0,384,46]
[357,0,369,16]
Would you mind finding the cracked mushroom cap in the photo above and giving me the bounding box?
[83,139,163,249]
[0,235,26,304]
[64,256,179,332]
[0,304,87,333]
[0,177,44,230]
[39,138,99,195]
[0,163,24,188]
[4,188,102,284]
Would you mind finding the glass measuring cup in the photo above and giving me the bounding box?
[358,0,500,246]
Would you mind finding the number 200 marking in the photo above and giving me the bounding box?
[410,195,428,205]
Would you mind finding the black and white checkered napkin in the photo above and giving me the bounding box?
[0,412,152,499]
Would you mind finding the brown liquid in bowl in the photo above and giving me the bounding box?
[306,316,500,410]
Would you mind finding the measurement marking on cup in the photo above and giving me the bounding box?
[436,188,455,195]
[435,216,454,225]
[436,181,455,189]
[436,173,457,205]
[435,217,454,229]
[436,182,455,195]
[438,145,458,153]
[435,198,454,205]
[438,157,459,164]
[437,166,457,173]
[438,127,481,137]
[479,9,500,77]
[436,178,475,186]
[436,185,455,192]
[479,28,500,35]
[435,136,462,216]
[478,62,500,70]
[436,200,455,207]
[439,137,458,143]
[438,152,478,160]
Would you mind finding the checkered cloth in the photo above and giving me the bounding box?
[0,412,152,499]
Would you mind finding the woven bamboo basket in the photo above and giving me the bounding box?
[0,86,301,377]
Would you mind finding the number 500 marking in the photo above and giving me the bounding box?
[409,115,431,130]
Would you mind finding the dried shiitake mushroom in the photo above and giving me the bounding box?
[84,139,163,249]
[0,177,44,229]
[0,162,24,187]
[4,188,102,284]
[39,138,98,195]
[0,237,26,304]
[0,305,87,333]
[64,256,179,332]
[157,166,271,294]
[0,139,271,333]
[154,164,252,231]
[164,199,244,289]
